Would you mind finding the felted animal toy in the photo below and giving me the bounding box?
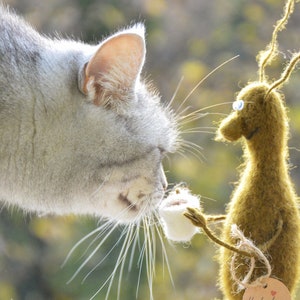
[184,0,300,299]
[216,79,300,299]
[216,4,300,300]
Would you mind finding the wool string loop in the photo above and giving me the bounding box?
[230,224,272,291]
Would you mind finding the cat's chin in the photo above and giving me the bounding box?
[115,194,163,224]
[89,174,166,224]
[103,190,164,224]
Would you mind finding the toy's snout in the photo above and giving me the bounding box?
[217,113,243,142]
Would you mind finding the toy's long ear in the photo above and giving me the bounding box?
[79,24,145,106]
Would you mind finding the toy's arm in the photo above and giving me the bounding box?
[184,207,252,258]
[184,207,283,257]
[206,215,226,223]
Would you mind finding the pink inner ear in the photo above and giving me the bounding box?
[83,33,145,96]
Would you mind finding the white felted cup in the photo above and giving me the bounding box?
[159,186,200,242]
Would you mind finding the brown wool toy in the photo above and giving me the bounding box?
[217,79,300,299]
[216,1,300,298]
[184,0,300,299]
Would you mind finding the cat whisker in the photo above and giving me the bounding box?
[127,202,159,300]
[181,128,216,135]
[178,112,209,125]
[163,153,172,169]
[174,55,239,115]
[128,224,141,272]
[109,226,136,300]
[153,211,174,287]
[289,146,300,152]
[65,204,133,279]
[172,102,233,164]
[62,220,114,268]
[178,102,233,121]
[164,186,174,194]
[181,125,217,131]
[166,76,184,110]
[81,225,128,283]
[80,219,126,262]
[143,218,154,299]
[66,221,120,284]
[65,189,172,300]
[173,147,192,161]
[136,228,146,297]
[65,197,163,299]
[176,139,206,162]
[89,170,113,202]
[124,224,143,297]
[200,194,218,202]
[89,224,136,300]
[182,131,215,136]
[176,105,193,119]
[206,112,229,117]
[175,104,232,138]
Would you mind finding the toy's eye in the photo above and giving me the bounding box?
[232,99,244,111]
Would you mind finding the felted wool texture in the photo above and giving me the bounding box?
[159,186,200,242]
[217,82,300,300]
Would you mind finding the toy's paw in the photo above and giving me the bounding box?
[158,185,201,242]
[184,207,207,228]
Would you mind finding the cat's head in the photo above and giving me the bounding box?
[23,24,178,223]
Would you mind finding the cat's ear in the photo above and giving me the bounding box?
[80,24,146,107]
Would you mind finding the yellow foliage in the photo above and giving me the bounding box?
[0,282,17,300]
[180,61,207,85]
[145,0,166,17]
[237,22,257,44]
[189,39,208,58]
[29,217,74,241]
[243,4,264,23]
[99,5,125,27]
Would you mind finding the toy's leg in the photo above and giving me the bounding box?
[219,217,284,300]
[260,217,283,251]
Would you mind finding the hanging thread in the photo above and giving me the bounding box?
[230,224,272,291]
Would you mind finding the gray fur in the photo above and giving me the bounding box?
[0,6,177,223]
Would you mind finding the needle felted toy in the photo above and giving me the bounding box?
[184,0,300,299]
[215,2,300,299]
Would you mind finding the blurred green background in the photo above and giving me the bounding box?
[1,0,300,299]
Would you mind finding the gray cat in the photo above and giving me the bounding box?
[0,5,178,223]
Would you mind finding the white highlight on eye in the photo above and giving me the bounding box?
[232,99,244,111]
[159,186,200,242]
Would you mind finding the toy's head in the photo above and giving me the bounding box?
[216,82,288,151]
[216,0,300,153]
